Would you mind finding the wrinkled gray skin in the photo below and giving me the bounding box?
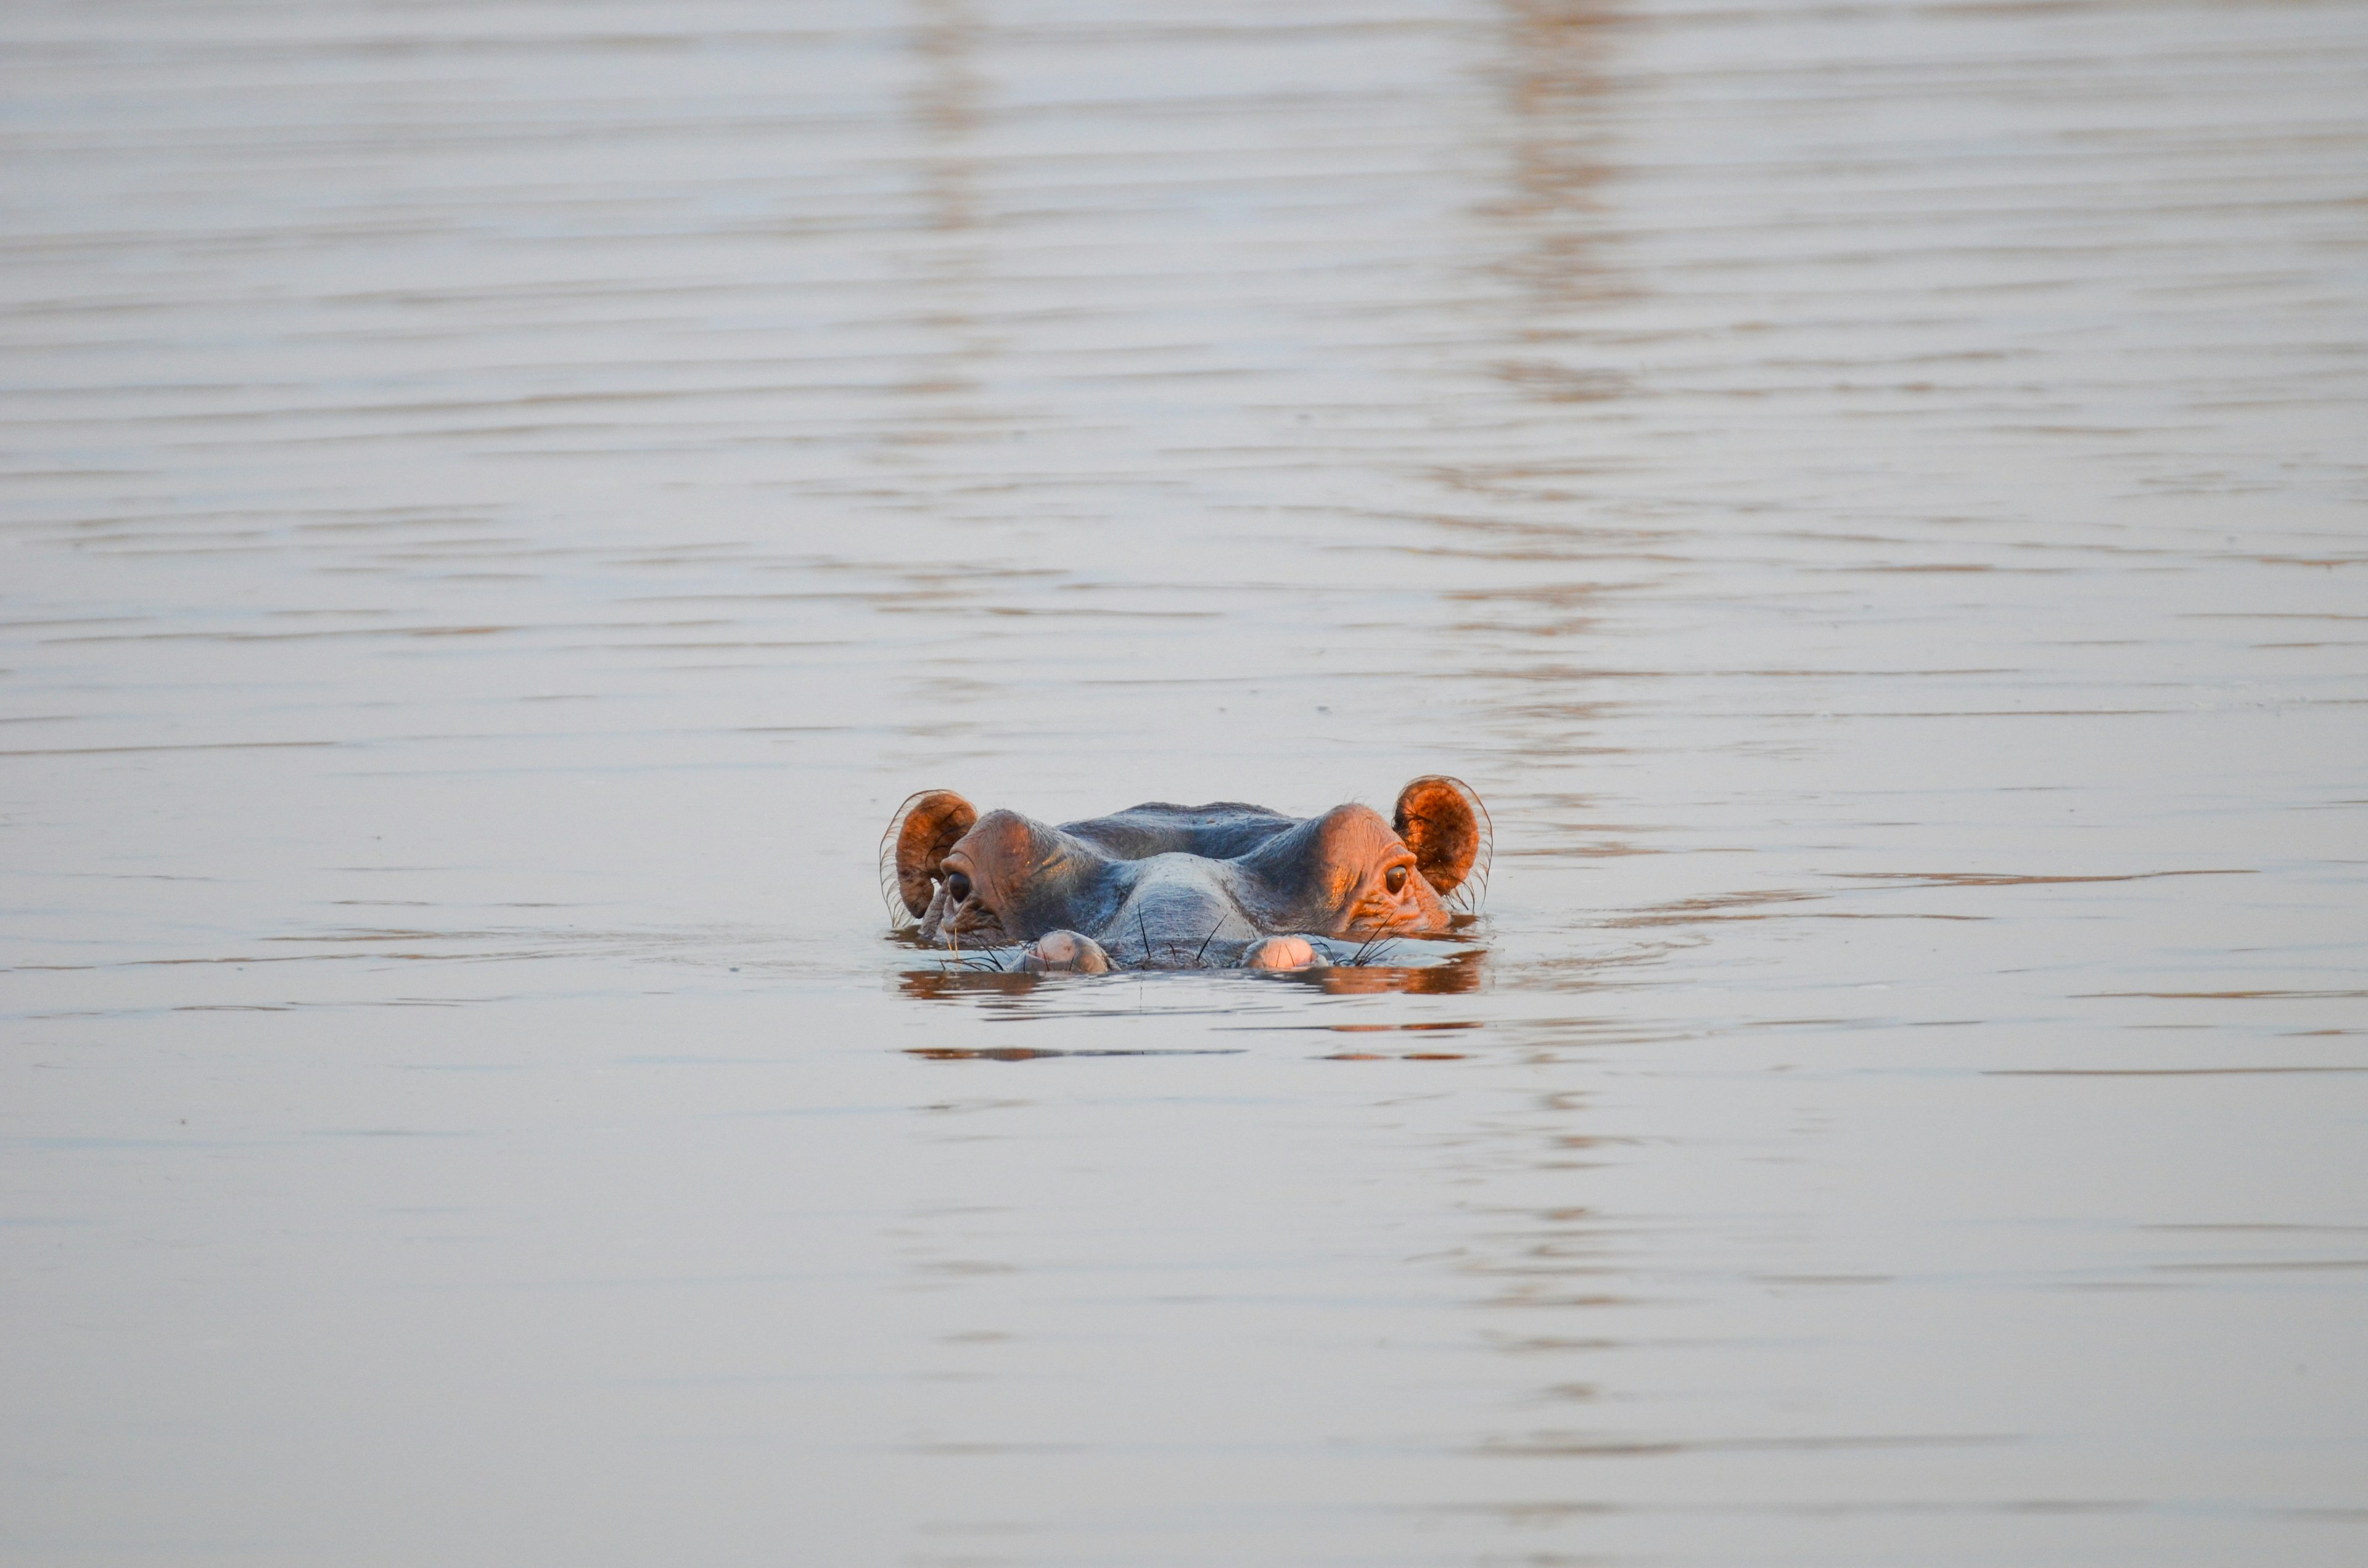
[884,779,1487,973]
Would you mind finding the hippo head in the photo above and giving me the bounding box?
[881,778,1489,972]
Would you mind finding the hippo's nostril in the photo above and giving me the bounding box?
[945,871,974,905]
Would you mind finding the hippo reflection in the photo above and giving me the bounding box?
[882,776,1489,972]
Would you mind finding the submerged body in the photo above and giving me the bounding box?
[883,779,1489,972]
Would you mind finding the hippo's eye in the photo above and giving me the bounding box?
[945,871,974,905]
[1384,864,1408,896]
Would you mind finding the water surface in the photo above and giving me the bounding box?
[4,1,2366,1562]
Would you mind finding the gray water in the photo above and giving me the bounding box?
[4,1,2366,1562]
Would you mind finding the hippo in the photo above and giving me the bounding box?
[881,776,1489,973]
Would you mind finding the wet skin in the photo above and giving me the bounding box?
[884,778,1489,972]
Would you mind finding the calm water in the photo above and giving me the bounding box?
[4,1,2366,1562]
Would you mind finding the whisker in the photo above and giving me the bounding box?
[1192,917,1227,965]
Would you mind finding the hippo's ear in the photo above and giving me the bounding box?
[1393,775,1491,908]
[881,789,977,923]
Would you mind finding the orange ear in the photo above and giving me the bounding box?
[881,789,978,921]
[1392,775,1490,905]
